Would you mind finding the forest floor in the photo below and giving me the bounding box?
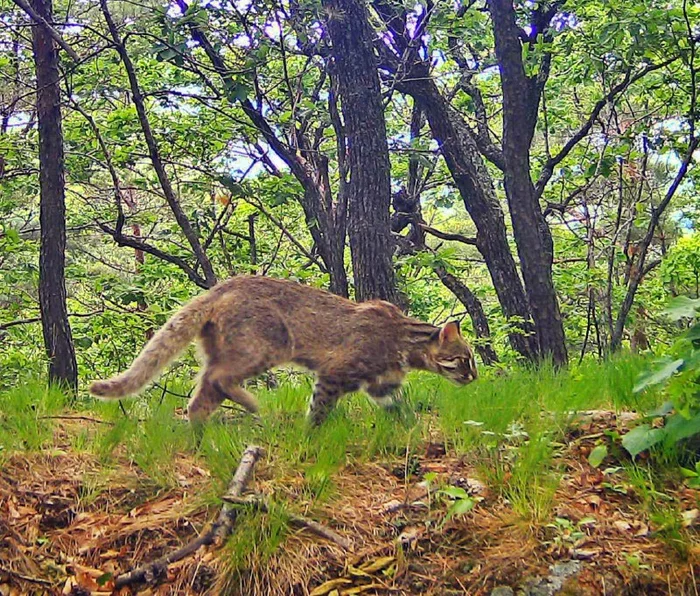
[1,360,699,595]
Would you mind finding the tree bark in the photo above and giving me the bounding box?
[402,75,538,360]
[435,267,500,366]
[323,0,400,304]
[30,0,78,391]
[488,0,568,365]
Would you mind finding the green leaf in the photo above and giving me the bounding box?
[96,573,113,587]
[680,467,699,478]
[633,359,684,393]
[588,444,608,468]
[439,486,470,500]
[663,296,700,320]
[447,497,475,517]
[621,425,666,457]
[685,324,700,341]
[664,412,700,444]
[646,401,675,418]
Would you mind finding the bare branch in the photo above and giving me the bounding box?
[420,223,477,246]
[11,0,80,61]
[114,446,265,588]
[535,57,679,197]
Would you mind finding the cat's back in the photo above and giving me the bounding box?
[212,276,401,323]
[211,275,351,312]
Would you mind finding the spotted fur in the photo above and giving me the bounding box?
[90,276,477,425]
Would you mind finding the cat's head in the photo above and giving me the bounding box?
[427,321,478,385]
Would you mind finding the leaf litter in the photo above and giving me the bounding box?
[0,410,699,594]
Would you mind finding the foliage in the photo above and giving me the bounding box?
[623,296,700,458]
[1,0,698,375]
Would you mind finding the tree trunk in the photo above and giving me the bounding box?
[403,75,538,360]
[489,0,568,365]
[323,0,400,304]
[30,0,78,391]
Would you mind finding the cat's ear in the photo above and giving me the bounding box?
[439,321,461,343]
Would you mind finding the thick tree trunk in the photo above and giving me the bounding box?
[489,0,568,365]
[323,0,400,304]
[30,0,78,391]
[403,76,538,360]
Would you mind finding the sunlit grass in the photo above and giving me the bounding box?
[0,379,69,460]
[0,352,673,563]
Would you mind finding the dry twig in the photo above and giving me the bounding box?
[114,445,264,588]
[222,495,353,551]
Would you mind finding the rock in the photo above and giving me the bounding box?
[520,560,582,595]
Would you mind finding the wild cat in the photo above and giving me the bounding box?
[90,276,477,425]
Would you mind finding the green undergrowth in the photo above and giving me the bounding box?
[1,353,685,570]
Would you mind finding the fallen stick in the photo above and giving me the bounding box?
[222,495,353,551]
[114,445,264,588]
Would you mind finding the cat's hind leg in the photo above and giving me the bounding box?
[187,362,261,423]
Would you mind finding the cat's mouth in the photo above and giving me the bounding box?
[444,371,477,385]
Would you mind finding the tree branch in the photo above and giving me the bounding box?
[114,445,264,588]
[11,0,80,61]
[97,221,209,288]
[99,0,217,287]
[420,223,477,246]
[535,57,679,197]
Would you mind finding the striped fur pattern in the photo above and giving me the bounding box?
[90,276,477,426]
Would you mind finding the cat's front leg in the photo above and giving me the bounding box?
[366,370,406,411]
[307,378,344,426]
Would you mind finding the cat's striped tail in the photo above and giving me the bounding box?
[89,293,212,399]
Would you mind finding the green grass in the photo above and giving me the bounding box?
[0,378,69,460]
[0,352,680,573]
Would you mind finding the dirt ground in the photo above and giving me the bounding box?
[1,412,699,595]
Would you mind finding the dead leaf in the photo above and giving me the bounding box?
[309,578,353,596]
[397,526,422,549]
[380,500,402,514]
[613,520,631,532]
[682,509,699,528]
[348,566,371,579]
[572,548,600,560]
[359,556,395,574]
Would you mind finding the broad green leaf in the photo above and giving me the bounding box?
[633,359,684,393]
[646,401,674,418]
[588,444,608,468]
[664,412,700,444]
[448,498,475,517]
[439,486,469,500]
[621,425,665,457]
[663,296,700,321]
[685,324,700,341]
[680,467,699,478]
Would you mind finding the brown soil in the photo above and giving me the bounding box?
[1,412,699,595]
